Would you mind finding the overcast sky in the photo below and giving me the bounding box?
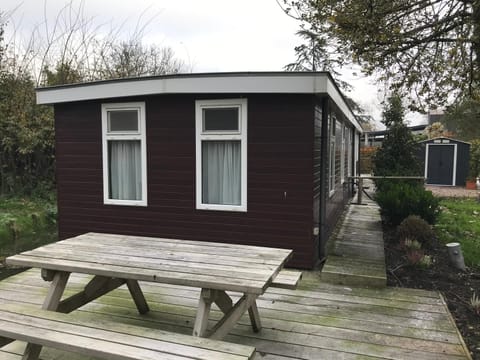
[1,0,426,127]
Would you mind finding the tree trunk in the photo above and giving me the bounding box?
[473,0,480,90]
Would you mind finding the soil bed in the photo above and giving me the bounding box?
[385,226,480,359]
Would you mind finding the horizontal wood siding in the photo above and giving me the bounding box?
[313,105,322,259]
[55,94,316,268]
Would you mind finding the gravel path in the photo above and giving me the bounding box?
[425,185,479,198]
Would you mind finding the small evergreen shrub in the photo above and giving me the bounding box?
[397,215,435,249]
[375,182,440,226]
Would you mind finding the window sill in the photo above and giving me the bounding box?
[104,199,148,207]
[197,204,247,212]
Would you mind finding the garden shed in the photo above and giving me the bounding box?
[36,72,362,268]
[419,137,470,186]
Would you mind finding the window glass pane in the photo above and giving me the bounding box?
[108,110,138,132]
[108,140,142,200]
[202,140,241,205]
[203,108,239,131]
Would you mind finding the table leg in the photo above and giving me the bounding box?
[126,279,150,314]
[214,290,233,314]
[247,300,262,332]
[214,291,261,334]
[193,289,261,339]
[22,271,70,360]
[193,288,214,337]
[56,276,126,313]
[210,294,257,340]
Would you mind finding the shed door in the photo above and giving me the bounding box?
[426,144,455,185]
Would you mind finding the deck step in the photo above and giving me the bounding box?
[321,179,387,288]
[321,256,386,288]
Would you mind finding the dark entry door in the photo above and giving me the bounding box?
[427,145,455,185]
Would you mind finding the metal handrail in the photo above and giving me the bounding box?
[348,176,425,204]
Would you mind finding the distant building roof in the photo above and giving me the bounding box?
[362,124,428,137]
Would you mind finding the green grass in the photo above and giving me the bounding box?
[435,198,480,268]
[0,196,57,259]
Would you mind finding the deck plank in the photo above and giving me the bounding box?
[0,269,471,359]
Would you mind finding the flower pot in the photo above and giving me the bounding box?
[466,180,477,190]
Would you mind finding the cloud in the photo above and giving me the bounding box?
[1,0,426,122]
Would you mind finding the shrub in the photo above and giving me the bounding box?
[405,248,424,265]
[375,182,440,226]
[468,139,480,180]
[372,95,422,192]
[397,215,435,249]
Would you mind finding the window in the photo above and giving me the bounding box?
[196,99,247,211]
[329,115,336,195]
[102,102,147,206]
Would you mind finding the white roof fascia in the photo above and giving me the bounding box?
[324,77,362,132]
[36,73,362,132]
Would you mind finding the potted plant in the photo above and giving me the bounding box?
[467,139,480,190]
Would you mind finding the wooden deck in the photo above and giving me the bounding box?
[322,178,387,288]
[0,269,471,359]
[321,200,387,288]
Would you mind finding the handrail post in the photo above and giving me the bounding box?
[358,177,363,205]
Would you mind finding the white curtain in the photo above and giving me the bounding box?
[202,141,241,205]
[109,140,142,200]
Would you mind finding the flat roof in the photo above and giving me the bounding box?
[36,72,362,132]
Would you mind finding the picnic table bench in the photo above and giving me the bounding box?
[5,232,296,360]
[271,269,303,290]
[0,303,255,360]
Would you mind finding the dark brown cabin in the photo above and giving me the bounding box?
[37,72,362,269]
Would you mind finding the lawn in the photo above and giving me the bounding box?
[0,196,57,260]
[435,198,480,268]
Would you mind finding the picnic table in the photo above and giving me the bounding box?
[5,232,293,359]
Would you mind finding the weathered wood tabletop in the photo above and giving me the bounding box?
[6,232,293,348]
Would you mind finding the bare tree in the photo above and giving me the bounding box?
[2,0,189,85]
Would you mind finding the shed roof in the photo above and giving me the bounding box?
[419,137,471,145]
[36,72,362,132]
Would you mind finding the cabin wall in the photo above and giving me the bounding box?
[322,99,354,245]
[312,98,356,260]
[54,94,317,268]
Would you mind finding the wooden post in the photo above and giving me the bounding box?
[357,177,363,205]
[247,300,262,333]
[23,271,70,360]
[126,279,150,314]
[193,288,214,337]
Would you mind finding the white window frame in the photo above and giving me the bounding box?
[346,127,352,177]
[101,102,147,206]
[329,115,336,196]
[195,98,247,212]
[354,132,360,177]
